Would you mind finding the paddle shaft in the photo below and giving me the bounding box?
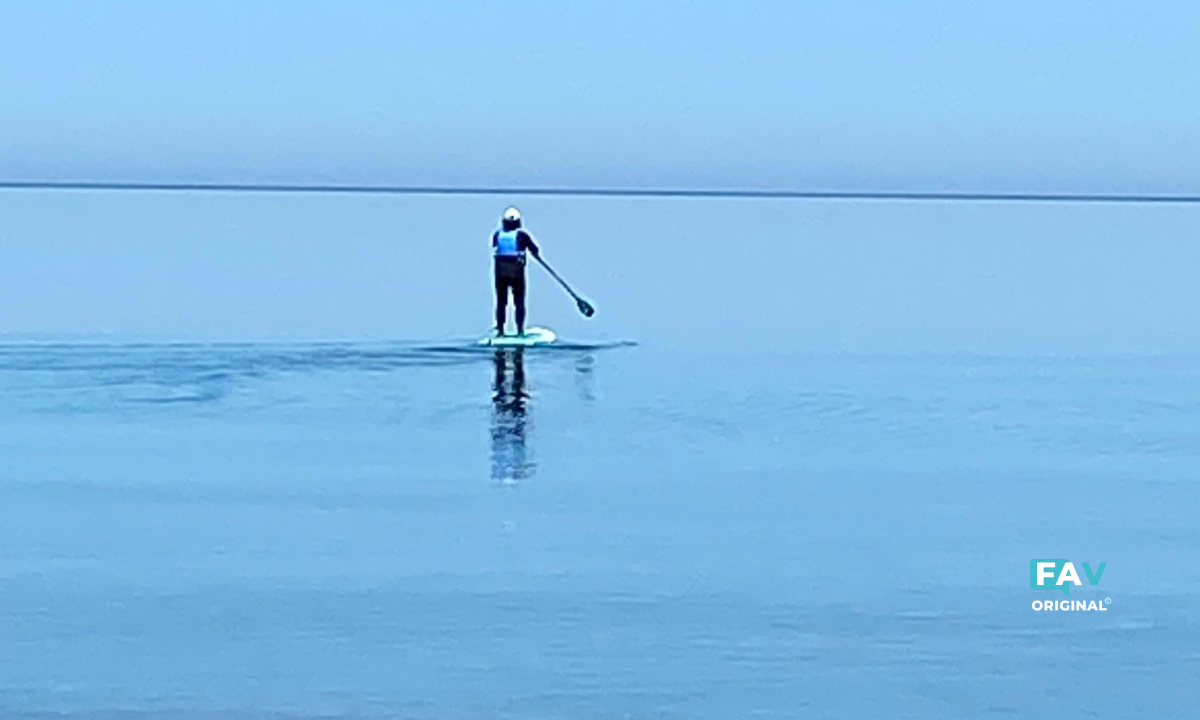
[532,253,582,301]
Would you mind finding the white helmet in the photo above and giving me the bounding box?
[503,206,521,223]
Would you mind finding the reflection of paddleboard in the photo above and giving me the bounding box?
[478,327,557,347]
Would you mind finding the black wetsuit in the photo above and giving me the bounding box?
[492,221,540,333]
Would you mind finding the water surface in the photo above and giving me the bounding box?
[1,342,1197,718]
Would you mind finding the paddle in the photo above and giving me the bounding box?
[532,253,595,317]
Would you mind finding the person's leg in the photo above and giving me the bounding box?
[495,272,509,334]
[513,271,527,335]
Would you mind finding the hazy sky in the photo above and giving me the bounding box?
[3,2,1200,350]
[3,1,1200,192]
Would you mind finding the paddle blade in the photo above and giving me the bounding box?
[577,298,595,317]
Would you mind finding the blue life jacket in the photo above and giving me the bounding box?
[494,229,523,257]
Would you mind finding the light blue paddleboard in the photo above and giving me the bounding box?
[478,327,557,347]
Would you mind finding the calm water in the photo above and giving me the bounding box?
[1,342,1197,719]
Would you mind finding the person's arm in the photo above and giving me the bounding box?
[492,230,499,248]
[519,230,539,256]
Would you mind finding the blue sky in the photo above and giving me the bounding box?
[2,2,1200,349]
[3,1,1200,192]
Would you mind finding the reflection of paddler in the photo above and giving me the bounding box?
[490,348,533,483]
[492,207,541,338]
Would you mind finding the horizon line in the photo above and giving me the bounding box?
[3,180,1200,204]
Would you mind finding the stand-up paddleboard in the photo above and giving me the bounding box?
[478,327,557,347]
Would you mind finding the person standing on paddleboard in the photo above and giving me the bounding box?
[492,206,540,336]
